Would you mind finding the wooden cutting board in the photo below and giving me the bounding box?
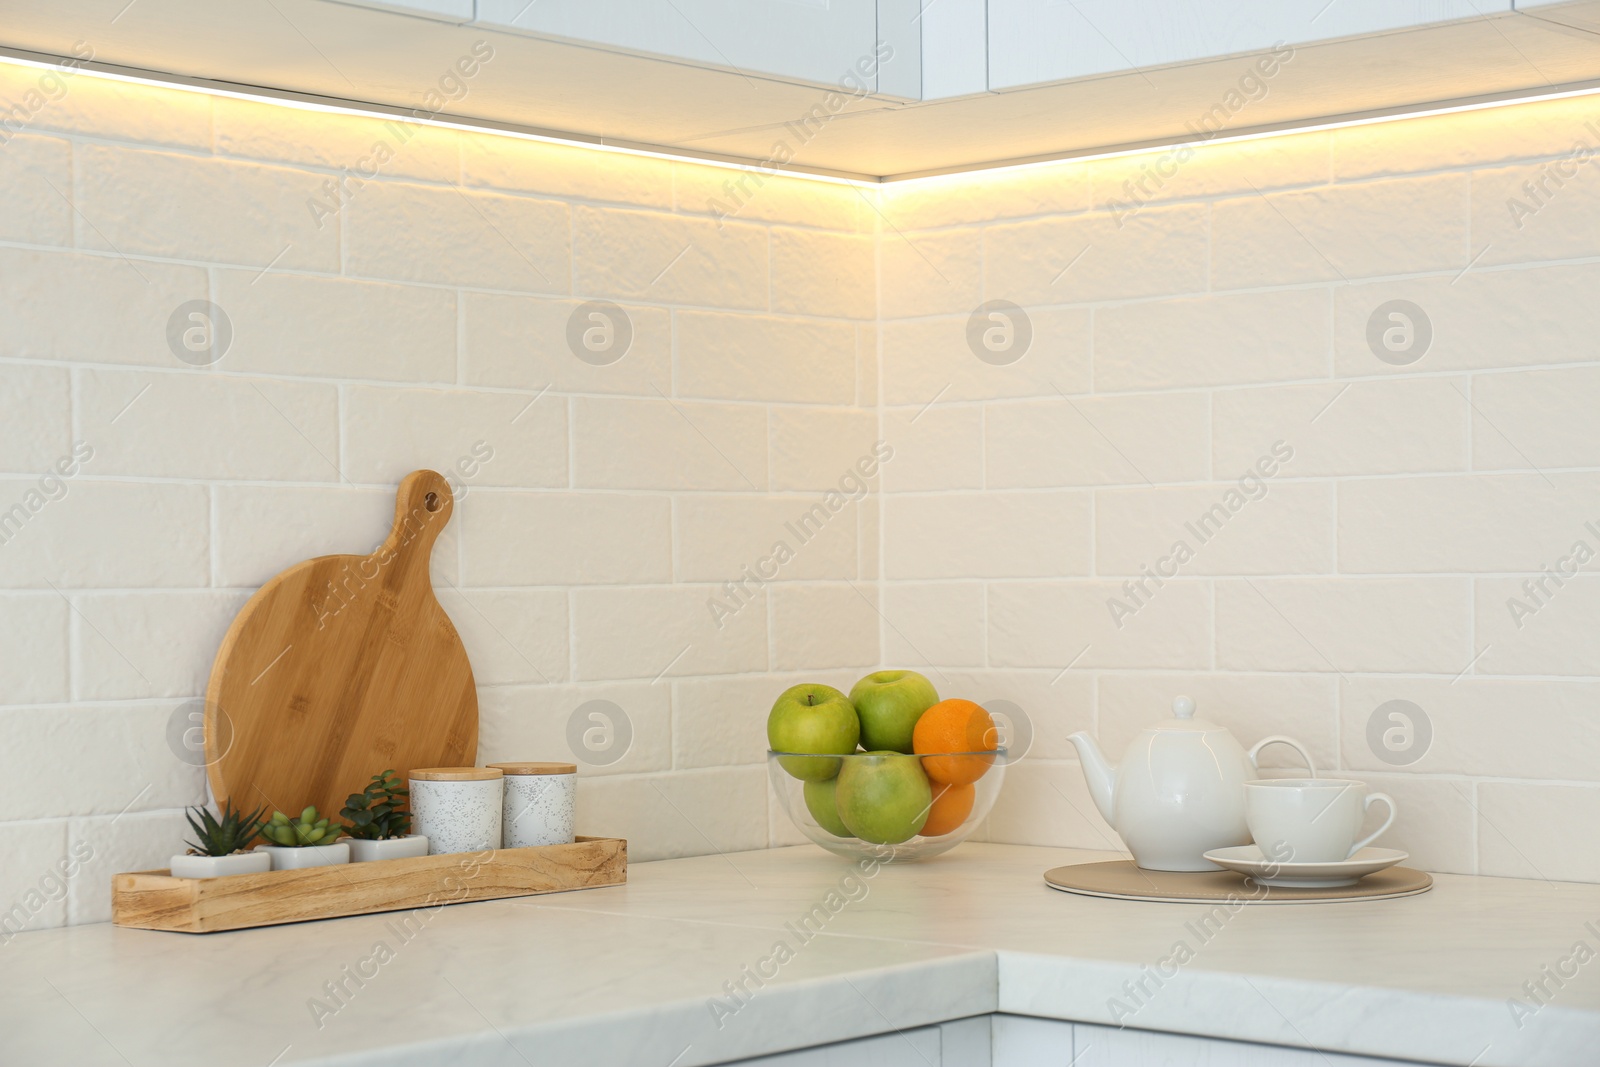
[204,469,477,823]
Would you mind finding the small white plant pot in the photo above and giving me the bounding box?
[256,842,350,871]
[169,851,272,879]
[346,834,429,863]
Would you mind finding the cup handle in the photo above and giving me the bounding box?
[1247,735,1317,778]
[1348,792,1397,858]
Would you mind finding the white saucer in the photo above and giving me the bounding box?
[1202,845,1410,888]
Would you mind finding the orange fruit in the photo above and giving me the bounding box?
[920,782,975,837]
[913,698,998,785]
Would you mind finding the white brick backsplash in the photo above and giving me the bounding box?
[985,393,1210,488]
[770,229,875,320]
[885,492,1091,579]
[79,369,341,482]
[0,595,68,705]
[878,229,983,318]
[477,683,668,777]
[573,585,767,681]
[575,767,768,861]
[1211,175,1469,289]
[1339,473,1600,574]
[672,670,860,771]
[1214,578,1471,674]
[464,293,672,395]
[345,181,569,292]
[1096,482,1335,577]
[0,247,207,368]
[678,311,856,405]
[76,145,339,271]
[1095,288,1330,391]
[881,308,1093,406]
[0,134,72,247]
[214,484,460,587]
[771,584,879,672]
[67,810,190,925]
[1473,366,1600,471]
[913,668,1093,762]
[70,591,249,700]
[0,820,71,936]
[0,704,204,821]
[1332,263,1600,376]
[213,271,457,383]
[0,480,208,589]
[986,203,1210,305]
[15,74,1600,922]
[1341,676,1600,780]
[988,580,1210,670]
[572,397,767,491]
[1353,773,1476,875]
[0,365,70,474]
[1212,378,1468,478]
[982,760,1120,851]
[461,492,672,586]
[343,385,567,489]
[1478,783,1600,882]
[882,583,986,669]
[434,588,568,686]
[769,408,878,492]
[1098,672,1337,773]
[1476,575,1600,676]
[573,205,767,310]
[880,407,984,492]
[1472,158,1600,267]
[675,495,857,584]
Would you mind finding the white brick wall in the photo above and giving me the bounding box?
[0,62,878,930]
[6,63,1600,937]
[878,94,1600,885]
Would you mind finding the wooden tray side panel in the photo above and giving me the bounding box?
[113,839,626,934]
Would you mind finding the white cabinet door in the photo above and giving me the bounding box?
[987,0,1514,89]
[475,0,886,92]
[1070,1022,1419,1066]
[721,1023,944,1065]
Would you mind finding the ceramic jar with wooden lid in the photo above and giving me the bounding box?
[409,767,503,855]
[488,762,577,848]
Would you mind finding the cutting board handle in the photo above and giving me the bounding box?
[379,469,454,574]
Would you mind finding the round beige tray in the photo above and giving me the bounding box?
[1043,860,1433,904]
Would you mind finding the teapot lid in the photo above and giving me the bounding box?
[1149,695,1228,732]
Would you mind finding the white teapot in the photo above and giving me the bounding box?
[1067,696,1315,871]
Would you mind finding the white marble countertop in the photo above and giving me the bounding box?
[3,844,1598,1067]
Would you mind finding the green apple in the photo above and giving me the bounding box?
[835,752,932,844]
[849,670,939,753]
[767,683,860,781]
[803,778,854,838]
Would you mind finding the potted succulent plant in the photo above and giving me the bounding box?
[342,769,428,861]
[170,800,271,878]
[254,806,350,870]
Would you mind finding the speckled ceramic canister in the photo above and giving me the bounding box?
[409,767,503,855]
[488,762,577,848]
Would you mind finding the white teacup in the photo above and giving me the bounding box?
[1245,778,1396,864]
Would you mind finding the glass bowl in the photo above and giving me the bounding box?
[768,749,1008,862]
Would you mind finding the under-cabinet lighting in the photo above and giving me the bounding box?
[5,46,1600,185]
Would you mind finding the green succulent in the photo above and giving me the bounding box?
[258,806,345,848]
[183,799,266,857]
[341,770,412,841]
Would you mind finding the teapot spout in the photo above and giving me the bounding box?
[1067,732,1116,826]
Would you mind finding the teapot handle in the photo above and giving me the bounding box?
[1247,736,1316,778]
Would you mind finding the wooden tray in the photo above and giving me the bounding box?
[1043,860,1432,904]
[113,837,626,933]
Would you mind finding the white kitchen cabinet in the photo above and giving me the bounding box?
[474,0,901,95]
[713,1020,979,1065]
[987,0,1515,89]
[992,1017,1427,1066]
